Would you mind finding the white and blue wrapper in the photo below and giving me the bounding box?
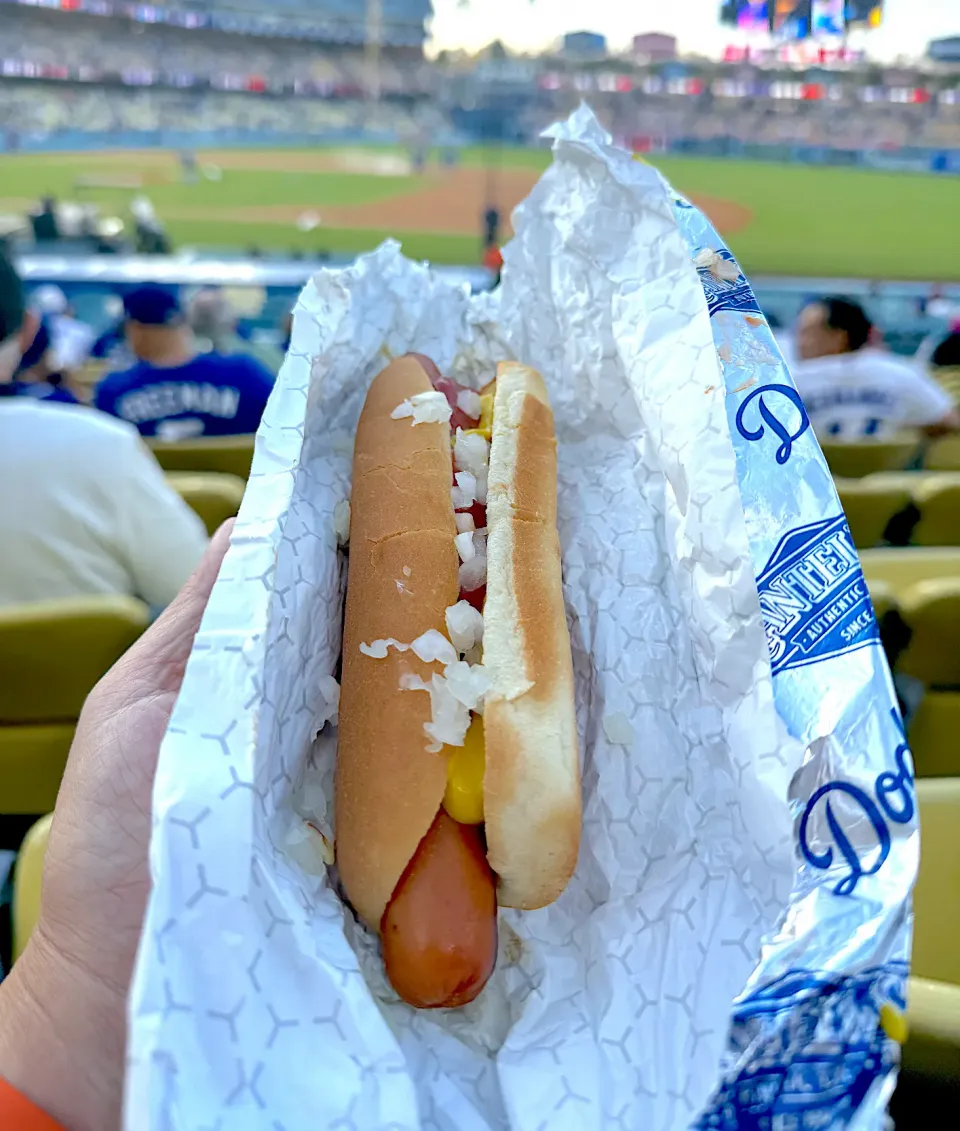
[125,107,915,1130]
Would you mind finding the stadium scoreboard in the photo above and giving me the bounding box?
[719,0,883,36]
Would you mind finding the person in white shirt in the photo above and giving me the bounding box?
[0,398,209,608]
[0,253,208,607]
[789,297,960,440]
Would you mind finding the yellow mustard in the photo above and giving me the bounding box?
[442,715,485,824]
[879,1002,908,1044]
[462,394,494,442]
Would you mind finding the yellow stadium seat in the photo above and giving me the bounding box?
[820,436,921,479]
[910,474,960,547]
[0,596,150,724]
[925,436,960,473]
[904,779,960,1082]
[0,596,149,814]
[910,693,960,778]
[149,434,255,480]
[165,472,246,535]
[865,578,898,622]
[834,476,913,548]
[897,579,960,687]
[859,548,960,598]
[11,813,52,964]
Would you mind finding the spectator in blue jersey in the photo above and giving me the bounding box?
[95,284,274,441]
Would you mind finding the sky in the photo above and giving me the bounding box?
[427,0,959,61]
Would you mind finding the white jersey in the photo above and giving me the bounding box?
[0,399,207,608]
[789,348,954,440]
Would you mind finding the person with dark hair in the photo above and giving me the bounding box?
[0,257,207,607]
[0,250,78,404]
[789,296,960,439]
[931,330,960,370]
[0,247,25,384]
[95,284,274,440]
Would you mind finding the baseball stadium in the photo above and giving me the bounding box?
[1,0,960,1126]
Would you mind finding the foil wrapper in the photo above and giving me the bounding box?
[125,107,913,1131]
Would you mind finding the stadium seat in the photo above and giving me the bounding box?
[897,579,960,687]
[925,436,960,473]
[149,435,256,480]
[11,813,52,964]
[859,549,960,598]
[911,474,960,547]
[819,437,921,479]
[165,472,246,535]
[0,596,149,814]
[910,693,960,778]
[903,779,960,1084]
[865,578,897,622]
[834,477,913,548]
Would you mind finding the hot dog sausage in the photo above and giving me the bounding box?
[381,809,497,1009]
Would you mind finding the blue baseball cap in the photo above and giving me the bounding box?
[123,284,183,326]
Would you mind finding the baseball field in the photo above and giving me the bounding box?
[1,144,958,279]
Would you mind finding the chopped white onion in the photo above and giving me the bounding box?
[443,660,491,711]
[285,818,334,873]
[455,512,476,534]
[333,499,351,546]
[455,530,476,563]
[454,429,489,479]
[402,566,412,577]
[400,658,488,751]
[360,638,409,659]
[317,675,341,727]
[474,469,488,505]
[456,470,476,500]
[459,552,487,594]
[451,469,478,510]
[445,600,484,654]
[456,389,483,419]
[390,390,452,425]
[410,629,458,667]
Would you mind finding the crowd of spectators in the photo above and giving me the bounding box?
[0,84,437,141]
[0,6,433,97]
[532,90,960,152]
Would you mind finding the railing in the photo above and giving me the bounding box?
[12,253,960,351]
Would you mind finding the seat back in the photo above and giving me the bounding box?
[913,779,960,986]
[165,472,246,535]
[820,437,920,479]
[11,813,53,963]
[910,693,960,778]
[899,579,960,686]
[858,548,960,599]
[925,435,960,473]
[911,475,960,547]
[834,477,912,548]
[0,596,150,724]
[149,435,256,480]
[0,597,148,818]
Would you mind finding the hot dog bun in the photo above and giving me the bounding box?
[335,355,459,930]
[483,362,581,909]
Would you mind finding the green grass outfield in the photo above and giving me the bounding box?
[1,145,957,278]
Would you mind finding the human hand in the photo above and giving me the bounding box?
[0,520,233,1131]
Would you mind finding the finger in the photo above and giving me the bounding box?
[95,518,235,708]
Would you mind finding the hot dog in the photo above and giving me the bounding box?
[335,353,580,1008]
